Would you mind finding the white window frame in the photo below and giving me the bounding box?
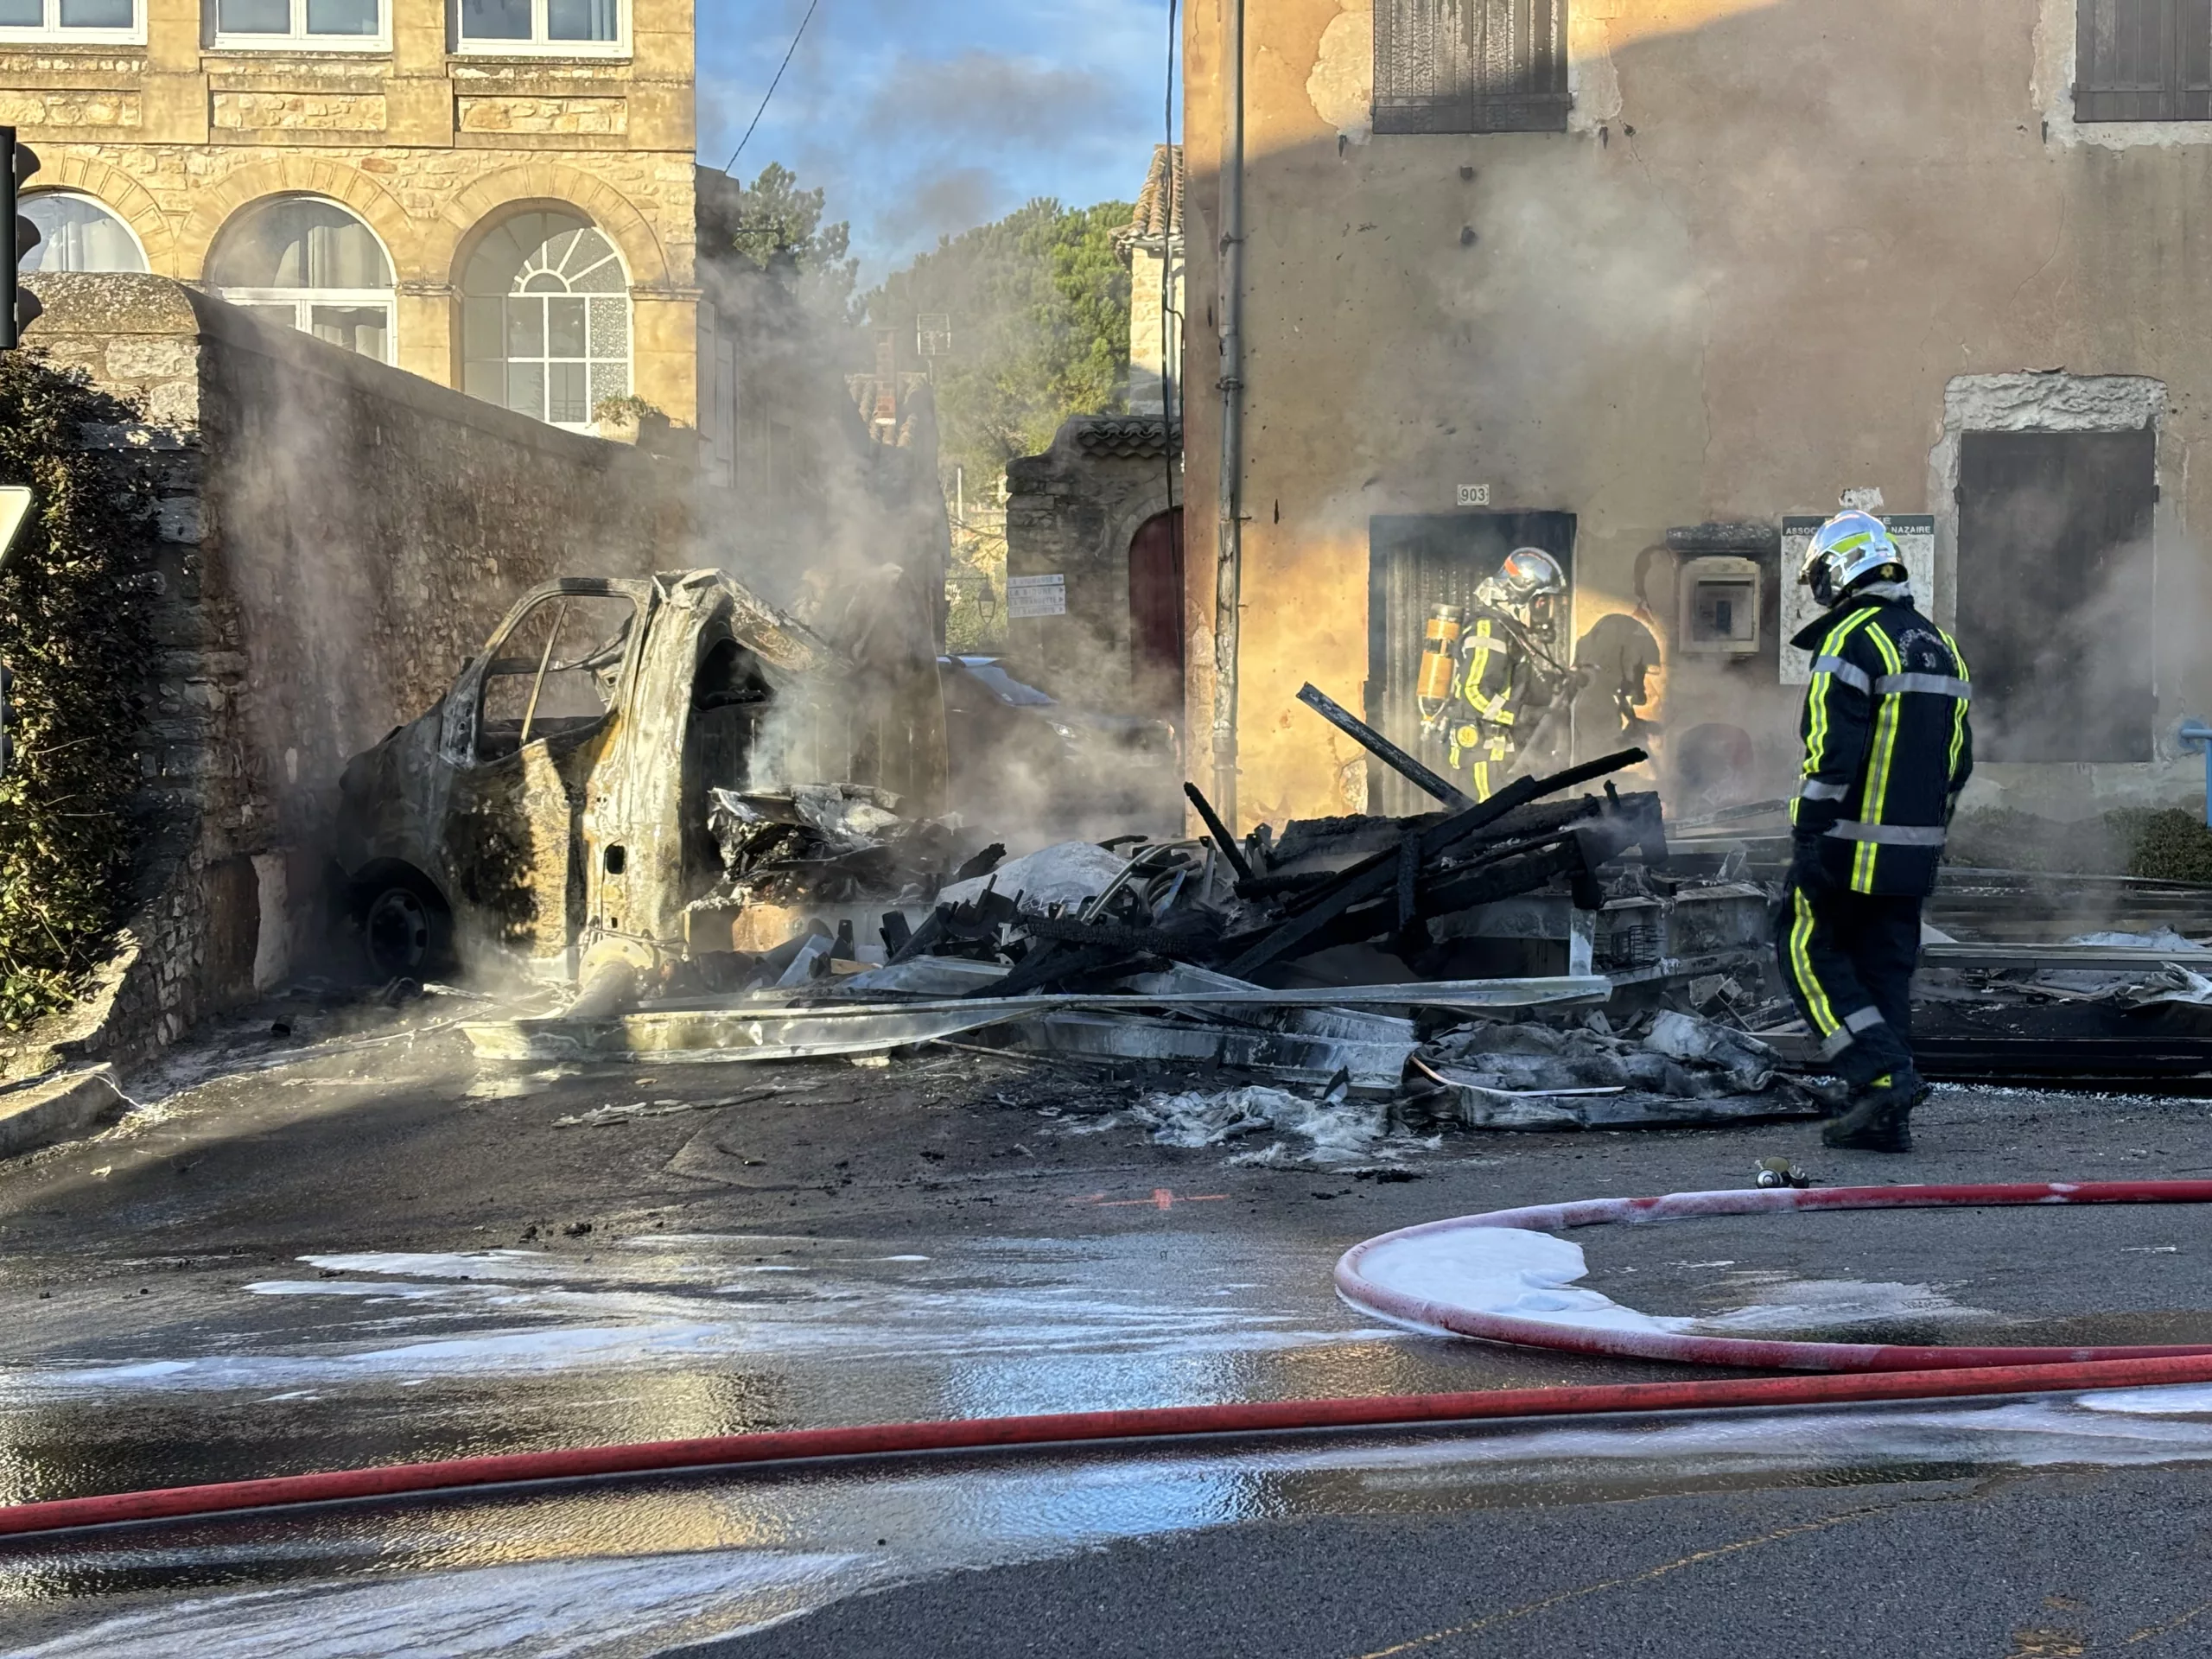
[0,0,144,45]
[209,0,390,52]
[451,0,626,59]
[216,290,396,363]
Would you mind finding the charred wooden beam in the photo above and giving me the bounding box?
[1182,781,1255,883]
[1295,682,1473,810]
[1221,749,1644,978]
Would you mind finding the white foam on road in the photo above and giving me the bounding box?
[8,1549,864,1659]
[2,1239,1376,1396]
[1350,1225,1992,1338]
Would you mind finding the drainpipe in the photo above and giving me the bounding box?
[1210,0,1246,828]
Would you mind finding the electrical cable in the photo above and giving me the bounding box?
[721,0,823,175]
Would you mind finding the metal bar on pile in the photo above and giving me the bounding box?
[1919,943,2212,970]
[460,976,1611,1065]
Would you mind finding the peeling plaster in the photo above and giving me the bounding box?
[1307,0,1373,145]
[1568,7,1624,131]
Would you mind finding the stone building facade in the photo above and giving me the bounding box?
[1004,155,1186,721]
[0,0,708,439]
[1006,416,1183,714]
[1121,143,1184,422]
[1180,0,2212,830]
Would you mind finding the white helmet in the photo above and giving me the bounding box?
[1799,510,1904,609]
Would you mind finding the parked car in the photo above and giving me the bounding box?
[335,569,944,982]
[938,654,1181,842]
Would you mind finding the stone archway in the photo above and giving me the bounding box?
[429,165,669,292]
[175,158,413,284]
[27,156,177,273]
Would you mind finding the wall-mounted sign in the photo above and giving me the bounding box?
[1779,514,1936,683]
[1006,573,1067,619]
[1456,484,1491,507]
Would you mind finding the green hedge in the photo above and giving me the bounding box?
[0,356,157,1028]
[1946,805,2212,884]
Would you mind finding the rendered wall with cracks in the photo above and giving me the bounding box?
[1179,0,2212,826]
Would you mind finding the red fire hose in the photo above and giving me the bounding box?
[6,1181,2210,1541]
[1335,1180,2212,1370]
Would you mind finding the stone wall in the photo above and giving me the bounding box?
[1006,416,1181,710]
[22,272,701,1064]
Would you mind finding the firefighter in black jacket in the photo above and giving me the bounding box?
[1781,510,1973,1153]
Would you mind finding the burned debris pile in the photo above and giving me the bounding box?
[703,785,976,909]
[468,708,1799,1145]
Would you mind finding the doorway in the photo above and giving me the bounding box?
[1128,507,1185,721]
[1955,429,2156,762]
[1367,511,1576,817]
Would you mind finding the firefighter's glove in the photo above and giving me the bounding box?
[1788,836,1836,895]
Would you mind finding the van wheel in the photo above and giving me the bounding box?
[361,882,451,980]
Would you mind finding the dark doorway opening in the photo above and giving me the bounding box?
[1366,511,1576,817]
[1128,507,1185,721]
[1956,429,2156,762]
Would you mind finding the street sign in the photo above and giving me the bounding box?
[1007,573,1066,619]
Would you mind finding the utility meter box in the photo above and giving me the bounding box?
[1677,556,1764,657]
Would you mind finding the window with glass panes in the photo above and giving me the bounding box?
[0,0,137,38]
[457,0,618,48]
[462,213,631,430]
[208,197,394,365]
[213,0,380,44]
[20,194,147,273]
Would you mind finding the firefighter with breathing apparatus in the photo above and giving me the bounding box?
[1780,510,1973,1154]
[1417,547,1570,800]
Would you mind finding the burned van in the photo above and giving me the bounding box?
[334,568,944,984]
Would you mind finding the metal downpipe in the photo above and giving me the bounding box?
[1209,0,1245,830]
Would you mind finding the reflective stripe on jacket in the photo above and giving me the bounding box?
[1790,597,1974,897]
[1459,611,1528,731]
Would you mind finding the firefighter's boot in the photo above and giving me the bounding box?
[1821,1068,1927,1154]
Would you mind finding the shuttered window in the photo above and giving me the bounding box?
[2075,0,2212,121]
[1375,0,1569,135]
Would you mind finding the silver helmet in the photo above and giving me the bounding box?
[1799,510,1904,609]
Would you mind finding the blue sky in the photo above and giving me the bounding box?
[696,0,1178,278]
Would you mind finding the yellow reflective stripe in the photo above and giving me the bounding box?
[1802,609,1877,787]
[1936,626,1971,781]
[1471,760,1492,801]
[1853,624,1906,893]
[1789,888,1841,1035]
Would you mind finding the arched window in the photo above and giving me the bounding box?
[461,210,630,430]
[207,196,393,363]
[19,193,148,272]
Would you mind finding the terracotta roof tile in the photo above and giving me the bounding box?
[1116,144,1184,256]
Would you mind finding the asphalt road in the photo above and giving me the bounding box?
[3,995,2212,1656]
[693,1465,2212,1659]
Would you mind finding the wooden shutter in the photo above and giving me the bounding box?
[1375,0,1570,135]
[2075,0,2212,121]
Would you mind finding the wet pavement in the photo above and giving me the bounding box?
[5,1021,2212,1654]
